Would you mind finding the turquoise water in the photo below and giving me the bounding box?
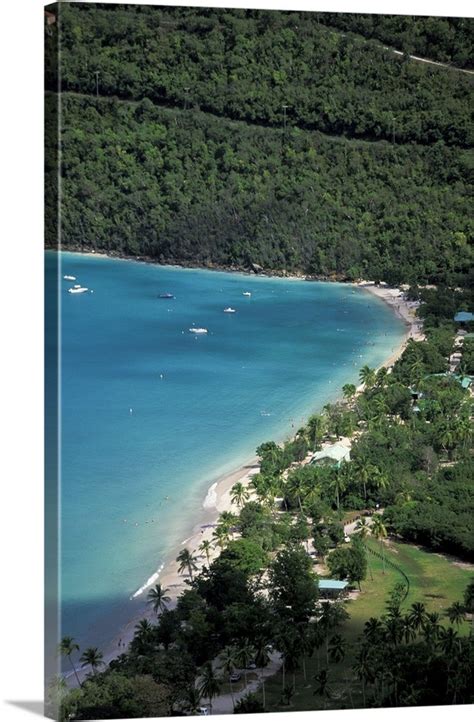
[46,251,404,653]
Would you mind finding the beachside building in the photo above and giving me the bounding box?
[310,442,351,468]
[318,579,349,599]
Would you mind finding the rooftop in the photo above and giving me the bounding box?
[311,443,351,466]
[319,580,349,590]
[454,311,474,323]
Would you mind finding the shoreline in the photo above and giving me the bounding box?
[64,253,424,682]
[78,459,261,680]
[52,245,349,283]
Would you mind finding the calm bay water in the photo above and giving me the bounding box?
[46,251,405,653]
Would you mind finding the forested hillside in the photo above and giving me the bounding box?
[45,3,474,284]
[51,4,473,146]
[317,13,474,69]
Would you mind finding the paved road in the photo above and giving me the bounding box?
[386,46,474,76]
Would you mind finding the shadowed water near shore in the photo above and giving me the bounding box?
[46,251,405,662]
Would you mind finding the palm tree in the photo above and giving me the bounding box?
[218,510,238,535]
[286,471,307,512]
[353,458,376,501]
[313,669,332,708]
[438,421,457,458]
[319,602,338,665]
[438,626,460,655]
[454,416,473,453]
[342,383,357,401]
[384,617,403,647]
[329,468,346,511]
[421,612,442,649]
[199,662,221,715]
[401,616,417,644]
[134,618,153,638]
[132,618,154,654]
[310,621,326,672]
[328,634,346,664]
[363,617,384,644]
[147,583,171,615]
[199,539,213,567]
[230,481,250,508]
[446,601,465,628]
[249,473,275,508]
[254,638,271,710]
[58,636,81,687]
[371,514,387,573]
[212,525,230,550]
[408,602,427,633]
[375,367,388,387]
[220,646,238,708]
[182,684,202,715]
[359,365,376,388]
[409,357,424,385]
[298,627,314,684]
[353,647,376,706]
[372,468,389,500]
[282,682,295,706]
[235,639,255,686]
[79,647,104,675]
[306,414,326,450]
[463,579,474,635]
[355,516,371,538]
[176,547,198,580]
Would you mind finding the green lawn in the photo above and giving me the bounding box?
[264,540,472,712]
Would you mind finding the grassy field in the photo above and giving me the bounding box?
[264,539,473,712]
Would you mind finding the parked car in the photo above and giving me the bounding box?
[197,707,209,716]
[229,671,242,682]
[246,662,257,670]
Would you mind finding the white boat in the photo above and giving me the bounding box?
[189,327,208,334]
[242,291,252,297]
[223,307,236,313]
[64,275,76,281]
[68,285,89,294]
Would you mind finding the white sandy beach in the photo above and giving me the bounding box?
[360,282,425,368]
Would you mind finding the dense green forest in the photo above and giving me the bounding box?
[46,92,473,284]
[45,4,474,284]
[317,13,474,69]
[51,4,473,147]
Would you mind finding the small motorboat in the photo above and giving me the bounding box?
[242,291,252,297]
[68,284,89,294]
[159,293,175,299]
[223,307,236,313]
[189,328,208,334]
[64,275,76,281]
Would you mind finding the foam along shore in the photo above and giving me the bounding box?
[70,459,261,683]
[70,278,420,683]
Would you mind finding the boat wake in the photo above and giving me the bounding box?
[130,563,164,599]
[203,482,218,509]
